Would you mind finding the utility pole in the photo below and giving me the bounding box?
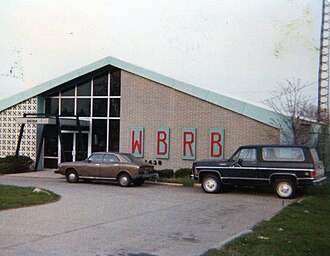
[318,0,330,170]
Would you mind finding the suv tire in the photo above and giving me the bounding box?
[202,174,221,193]
[274,178,296,199]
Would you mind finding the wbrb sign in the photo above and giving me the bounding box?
[130,127,224,160]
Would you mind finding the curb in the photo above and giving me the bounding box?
[210,229,253,251]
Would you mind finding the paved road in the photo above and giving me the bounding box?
[0,172,291,256]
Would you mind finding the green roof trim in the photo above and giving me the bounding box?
[0,56,277,128]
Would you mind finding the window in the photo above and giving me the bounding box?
[77,98,91,117]
[262,147,305,161]
[110,69,121,96]
[93,73,108,96]
[110,98,120,117]
[92,120,107,152]
[88,154,104,163]
[61,98,74,116]
[103,154,120,163]
[61,86,75,96]
[77,80,91,96]
[93,99,108,117]
[44,126,58,157]
[109,120,120,151]
[233,148,257,161]
[45,98,59,115]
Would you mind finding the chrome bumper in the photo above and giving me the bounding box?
[313,176,327,185]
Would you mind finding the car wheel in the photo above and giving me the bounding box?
[118,173,131,187]
[133,179,145,186]
[66,169,79,183]
[202,174,221,193]
[274,179,296,199]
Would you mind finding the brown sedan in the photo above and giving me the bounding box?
[55,152,157,187]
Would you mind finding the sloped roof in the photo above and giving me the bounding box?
[0,56,278,128]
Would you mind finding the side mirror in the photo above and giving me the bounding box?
[237,158,243,166]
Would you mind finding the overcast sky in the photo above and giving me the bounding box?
[0,0,323,106]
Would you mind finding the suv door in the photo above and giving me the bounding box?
[221,147,259,185]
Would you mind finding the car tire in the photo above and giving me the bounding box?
[66,169,79,183]
[274,178,296,199]
[202,174,221,193]
[133,179,145,186]
[118,173,131,187]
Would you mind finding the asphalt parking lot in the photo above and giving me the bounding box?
[0,171,291,256]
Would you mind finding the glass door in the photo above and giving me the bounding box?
[76,133,88,161]
[62,133,74,162]
[61,132,89,162]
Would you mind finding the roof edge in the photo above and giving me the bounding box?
[0,56,278,128]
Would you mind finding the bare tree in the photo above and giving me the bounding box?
[264,79,318,145]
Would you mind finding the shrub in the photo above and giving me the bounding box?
[0,155,34,174]
[156,169,174,178]
[175,168,192,178]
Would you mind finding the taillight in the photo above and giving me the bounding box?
[310,170,316,177]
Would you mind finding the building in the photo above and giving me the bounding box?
[0,56,280,170]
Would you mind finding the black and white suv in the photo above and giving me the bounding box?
[192,145,327,199]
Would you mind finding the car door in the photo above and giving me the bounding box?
[79,154,103,177]
[99,154,120,178]
[222,147,259,185]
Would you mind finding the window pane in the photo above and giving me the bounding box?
[44,126,58,157]
[45,98,59,115]
[109,120,120,152]
[235,148,256,161]
[88,154,104,163]
[110,69,121,96]
[44,158,58,169]
[77,80,91,96]
[61,85,75,96]
[77,98,91,117]
[92,120,107,152]
[262,147,305,162]
[93,98,108,117]
[110,98,120,117]
[103,154,119,163]
[93,73,108,96]
[61,98,74,116]
[76,133,88,161]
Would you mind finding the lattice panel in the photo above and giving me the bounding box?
[0,97,38,160]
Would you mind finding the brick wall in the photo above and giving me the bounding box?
[120,71,280,170]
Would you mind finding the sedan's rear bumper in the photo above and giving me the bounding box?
[134,173,159,179]
[54,169,60,174]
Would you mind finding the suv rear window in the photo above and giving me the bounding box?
[262,147,305,162]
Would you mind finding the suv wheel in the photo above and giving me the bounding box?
[66,169,79,183]
[202,174,221,193]
[274,179,296,199]
[118,173,131,187]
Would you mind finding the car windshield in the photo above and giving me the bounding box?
[121,153,138,163]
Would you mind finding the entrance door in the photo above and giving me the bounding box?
[61,132,88,162]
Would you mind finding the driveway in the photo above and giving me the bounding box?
[0,171,291,256]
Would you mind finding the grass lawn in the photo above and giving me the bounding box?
[0,184,60,210]
[203,180,330,256]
